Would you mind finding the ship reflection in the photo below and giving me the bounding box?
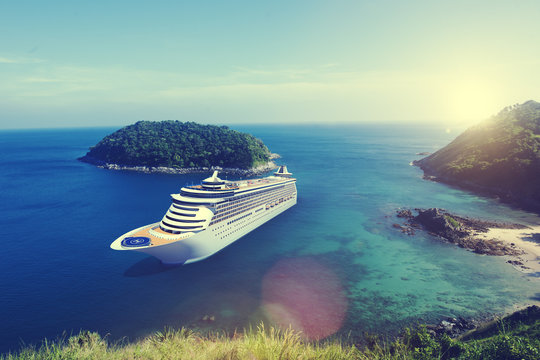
[123,257,180,277]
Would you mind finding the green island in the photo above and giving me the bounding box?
[3,306,539,360]
[414,100,540,212]
[79,121,275,173]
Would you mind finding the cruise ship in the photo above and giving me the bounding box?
[111,165,297,264]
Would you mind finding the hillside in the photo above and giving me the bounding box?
[414,100,540,212]
[79,121,272,170]
[4,307,539,359]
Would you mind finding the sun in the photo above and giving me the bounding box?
[443,76,503,127]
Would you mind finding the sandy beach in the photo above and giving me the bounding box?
[472,226,540,273]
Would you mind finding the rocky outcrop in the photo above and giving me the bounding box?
[425,305,540,339]
[413,208,469,242]
[81,155,278,176]
[425,317,476,338]
[395,208,526,256]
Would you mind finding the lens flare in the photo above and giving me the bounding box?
[261,257,347,340]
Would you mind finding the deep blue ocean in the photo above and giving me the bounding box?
[0,125,539,353]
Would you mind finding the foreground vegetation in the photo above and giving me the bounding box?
[4,309,539,360]
[80,121,272,169]
[415,100,540,211]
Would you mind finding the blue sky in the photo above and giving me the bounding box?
[1,0,539,129]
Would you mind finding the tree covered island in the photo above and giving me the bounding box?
[79,121,278,174]
[414,100,540,212]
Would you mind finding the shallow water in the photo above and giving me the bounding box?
[0,125,538,352]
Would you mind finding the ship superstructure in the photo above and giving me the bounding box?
[111,166,297,264]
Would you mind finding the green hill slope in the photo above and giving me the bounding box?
[5,307,540,360]
[414,100,540,211]
[79,121,272,170]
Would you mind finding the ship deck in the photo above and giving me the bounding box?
[186,176,295,192]
[128,225,187,247]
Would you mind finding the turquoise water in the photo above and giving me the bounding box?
[0,125,538,352]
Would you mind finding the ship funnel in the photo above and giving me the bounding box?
[274,165,292,177]
[202,171,225,189]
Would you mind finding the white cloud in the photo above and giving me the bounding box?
[1,59,538,127]
[0,56,44,64]
[22,77,64,83]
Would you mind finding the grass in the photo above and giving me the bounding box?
[2,325,362,360]
[444,215,461,229]
[2,315,539,360]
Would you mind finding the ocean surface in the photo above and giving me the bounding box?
[0,125,539,353]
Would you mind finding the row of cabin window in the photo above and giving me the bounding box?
[216,186,293,213]
[161,220,203,230]
[216,185,286,210]
[169,209,198,217]
[209,193,294,225]
[171,183,294,209]
[227,212,253,225]
[171,183,294,213]
[213,189,294,219]
[165,215,205,223]
[180,190,233,198]
[172,204,199,212]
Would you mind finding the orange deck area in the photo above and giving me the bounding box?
[129,225,184,246]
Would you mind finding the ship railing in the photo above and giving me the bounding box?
[122,223,160,237]
[148,227,191,240]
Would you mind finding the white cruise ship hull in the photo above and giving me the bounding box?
[138,196,296,264]
[111,167,297,264]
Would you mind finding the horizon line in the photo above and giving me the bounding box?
[0,120,470,132]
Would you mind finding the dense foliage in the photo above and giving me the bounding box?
[416,100,540,210]
[81,121,271,169]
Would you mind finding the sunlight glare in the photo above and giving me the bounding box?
[443,77,502,127]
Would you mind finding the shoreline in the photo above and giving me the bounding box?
[471,226,540,274]
[395,208,540,275]
[393,209,540,334]
[412,161,540,214]
[410,161,540,273]
[78,155,279,177]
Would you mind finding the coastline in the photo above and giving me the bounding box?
[411,157,540,273]
[413,161,540,214]
[78,155,279,177]
[395,208,540,276]
[471,226,540,274]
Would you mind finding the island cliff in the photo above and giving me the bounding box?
[414,100,540,212]
[79,121,278,174]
